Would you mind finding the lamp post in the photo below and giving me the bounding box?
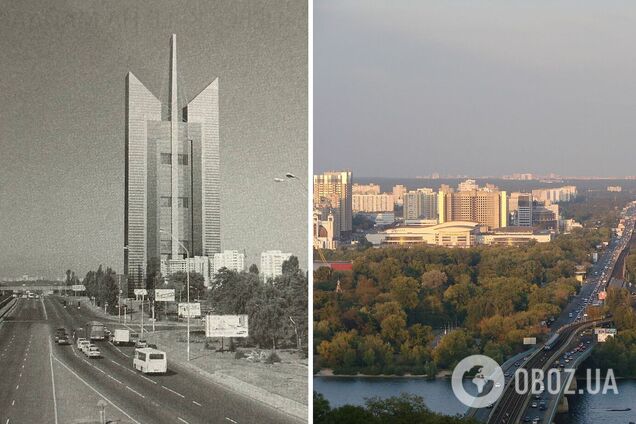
[160,229,191,361]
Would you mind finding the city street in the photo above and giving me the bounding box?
[0,296,301,424]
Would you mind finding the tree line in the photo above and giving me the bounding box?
[69,256,308,351]
[314,228,607,375]
[314,392,477,424]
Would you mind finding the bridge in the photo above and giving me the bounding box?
[479,205,636,423]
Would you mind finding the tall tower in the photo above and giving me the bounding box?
[125,34,220,297]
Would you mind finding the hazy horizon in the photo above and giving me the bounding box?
[315,1,636,178]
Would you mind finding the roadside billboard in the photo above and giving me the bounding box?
[598,291,607,301]
[205,315,249,338]
[133,289,148,297]
[595,328,617,342]
[178,302,201,318]
[523,337,537,345]
[155,289,175,302]
[71,284,86,292]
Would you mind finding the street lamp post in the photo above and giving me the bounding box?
[160,229,191,361]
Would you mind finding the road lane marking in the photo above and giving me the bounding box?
[125,386,145,398]
[137,373,157,384]
[161,385,185,398]
[177,418,189,424]
[5,418,9,424]
[52,354,141,424]
[48,339,59,424]
[225,418,238,423]
[192,400,202,406]
[41,297,48,320]
[11,400,15,406]
[107,375,124,384]
[15,385,19,390]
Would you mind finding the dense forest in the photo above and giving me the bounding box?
[314,229,608,375]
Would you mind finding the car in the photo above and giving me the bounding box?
[86,346,101,358]
[135,339,148,348]
[494,382,502,388]
[76,338,89,349]
[57,335,71,345]
[531,402,537,408]
[82,343,97,354]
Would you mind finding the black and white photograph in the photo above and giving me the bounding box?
[0,1,308,423]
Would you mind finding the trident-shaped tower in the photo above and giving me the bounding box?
[124,34,220,296]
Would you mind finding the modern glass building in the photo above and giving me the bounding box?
[125,34,220,296]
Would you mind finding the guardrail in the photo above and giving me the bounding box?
[544,341,595,422]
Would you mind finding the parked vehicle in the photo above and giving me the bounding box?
[133,348,167,374]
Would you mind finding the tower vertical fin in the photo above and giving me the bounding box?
[170,34,180,258]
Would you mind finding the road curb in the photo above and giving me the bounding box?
[169,356,308,422]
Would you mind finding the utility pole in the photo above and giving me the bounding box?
[140,293,145,339]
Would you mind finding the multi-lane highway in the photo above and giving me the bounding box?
[484,203,636,423]
[0,295,302,424]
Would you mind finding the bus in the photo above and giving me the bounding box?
[85,321,105,340]
[133,348,167,374]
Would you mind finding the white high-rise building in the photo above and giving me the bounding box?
[260,250,292,280]
[161,256,211,287]
[212,250,245,275]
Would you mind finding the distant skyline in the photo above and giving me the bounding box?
[315,1,636,178]
[0,0,307,279]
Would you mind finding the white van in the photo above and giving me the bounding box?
[133,348,167,374]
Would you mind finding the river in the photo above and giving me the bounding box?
[314,377,636,422]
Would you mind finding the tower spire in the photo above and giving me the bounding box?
[170,34,180,259]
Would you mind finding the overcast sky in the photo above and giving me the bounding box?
[315,0,636,178]
[0,0,307,279]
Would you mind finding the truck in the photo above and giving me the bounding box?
[544,333,560,351]
[85,321,106,341]
[111,329,131,346]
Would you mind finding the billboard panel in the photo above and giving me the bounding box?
[205,315,249,338]
[523,337,537,345]
[178,302,201,318]
[155,289,175,302]
[134,289,148,296]
[71,284,86,292]
[595,328,617,342]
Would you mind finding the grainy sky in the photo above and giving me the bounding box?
[315,0,636,178]
[0,0,307,279]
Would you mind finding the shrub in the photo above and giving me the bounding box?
[264,351,281,364]
[235,351,246,360]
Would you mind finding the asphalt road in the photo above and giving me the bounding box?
[0,296,302,424]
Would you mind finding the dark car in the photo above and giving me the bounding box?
[57,335,71,345]
[54,328,66,342]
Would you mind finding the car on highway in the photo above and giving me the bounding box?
[82,343,98,354]
[77,338,90,352]
[58,335,71,345]
[54,328,66,342]
[135,339,148,348]
[85,346,101,358]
